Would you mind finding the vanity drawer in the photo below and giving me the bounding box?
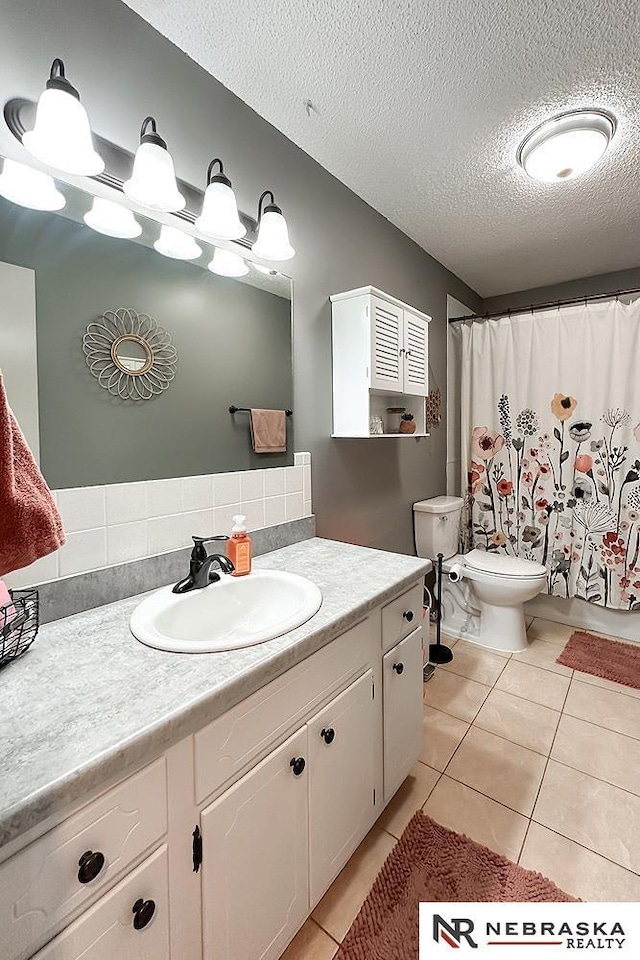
[381,581,423,652]
[32,845,169,960]
[194,614,376,804]
[1,757,167,960]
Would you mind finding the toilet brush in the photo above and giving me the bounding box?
[429,553,453,665]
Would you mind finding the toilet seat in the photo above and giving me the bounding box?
[464,549,546,581]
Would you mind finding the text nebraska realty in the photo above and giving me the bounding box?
[437,916,627,950]
[486,921,626,949]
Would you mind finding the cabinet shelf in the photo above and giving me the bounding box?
[330,286,432,439]
[332,432,430,439]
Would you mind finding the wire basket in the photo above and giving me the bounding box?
[0,589,40,669]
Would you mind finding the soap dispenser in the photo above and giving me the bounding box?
[227,514,252,576]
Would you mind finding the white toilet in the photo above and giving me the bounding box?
[413,495,547,653]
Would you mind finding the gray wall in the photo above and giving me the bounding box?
[0,198,292,488]
[484,266,640,315]
[0,0,482,553]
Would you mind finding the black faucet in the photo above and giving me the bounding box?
[172,536,235,594]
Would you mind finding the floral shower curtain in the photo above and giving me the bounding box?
[460,299,640,611]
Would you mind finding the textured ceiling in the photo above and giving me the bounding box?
[123,0,640,297]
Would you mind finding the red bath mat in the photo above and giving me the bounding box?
[334,813,575,960]
[556,630,640,690]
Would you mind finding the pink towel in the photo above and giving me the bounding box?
[249,408,287,454]
[0,373,65,576]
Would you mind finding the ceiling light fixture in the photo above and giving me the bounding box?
[208,247,249,278]
[0,157,66,211]
[22,59,104,176]
[154,225,202,260]
[195,158,246,241]
[252,190,295,261]
[124,117,185,212]
[517,109,616,183]
[84,197,142,239]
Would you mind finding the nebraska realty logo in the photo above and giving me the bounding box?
[420,904,638,957]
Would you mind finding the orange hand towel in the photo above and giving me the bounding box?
[0,373,65,576]
[249,408,287,454]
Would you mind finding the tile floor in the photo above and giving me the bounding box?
[280,617,640,960]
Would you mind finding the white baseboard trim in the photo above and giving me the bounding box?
[526,593,640,644]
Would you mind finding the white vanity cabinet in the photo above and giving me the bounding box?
[2,577,425,960]
[330,286,431,437]
[200,727,310,960]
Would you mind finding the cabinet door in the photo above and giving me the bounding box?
[383,627,424,802]
[402,310,429,396]
[370,296,404,392]
[32,846,170,960]
[201,726,309,960]
[308,670,377,905]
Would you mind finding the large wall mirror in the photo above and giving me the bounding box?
[0,158,293,489]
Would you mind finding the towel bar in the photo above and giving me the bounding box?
[229,405,293,416]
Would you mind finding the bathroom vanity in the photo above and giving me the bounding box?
[0,538,429,960]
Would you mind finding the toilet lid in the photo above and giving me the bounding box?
[465,549,546,578]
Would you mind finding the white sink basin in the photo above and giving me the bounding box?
[130,569,323,653]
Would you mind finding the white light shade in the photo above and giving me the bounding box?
[252,209,295,261]
[124,126,185,213]
[208,248,249,277]
[23,64,104,176]
[196,180,245,241]
[0,158,65,211]
[84,197,141,239]
[518,110,615,183]
[154,225,202,260]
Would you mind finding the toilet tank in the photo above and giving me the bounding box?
[413,495,464,560]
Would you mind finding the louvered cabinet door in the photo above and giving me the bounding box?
[402,310,429,396]
[370,297,403,392]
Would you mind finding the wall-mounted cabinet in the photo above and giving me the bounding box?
[330,286,432,438]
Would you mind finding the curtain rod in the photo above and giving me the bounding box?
[448,285,640,324]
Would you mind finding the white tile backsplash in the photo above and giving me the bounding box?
[264,495,286,527]
[242,499,266,532]
[147,478,183,518]
[213,472,241,506]
[107,520,148,565]
[285,466,304,494]
[58,528,107,578]
[264,467,285,497]
[56,486,106,533]
[105,481,148,525]
[182,475,214,512]
[285,492,305,521]
[4,457,313,588]
[240,469,264,503]
[148,514,186,556]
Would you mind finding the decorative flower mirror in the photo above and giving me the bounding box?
[83,308,177,400]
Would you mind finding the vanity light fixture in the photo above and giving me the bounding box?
[251,190,295,261]
[0,157,66,211]
[123,117,185,213]
[154,224,202,260]
[195,159,246,241]
[208,247,249,277]
[22,59,104,176]
[517,109,616,183]
[84,197,142,239]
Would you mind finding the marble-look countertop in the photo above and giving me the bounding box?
[0,537,429,850]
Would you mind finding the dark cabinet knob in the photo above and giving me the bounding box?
[132,898,156,930]
[393,662,404,675]
[290,756,306,776]
[402,610,415,622]
[77,850,105,884]
[321,727,335,745]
